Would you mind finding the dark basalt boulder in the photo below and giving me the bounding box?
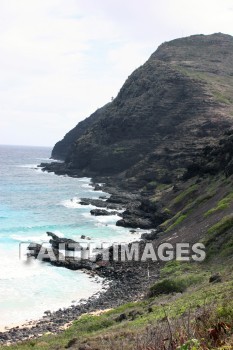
[27,233,101,271]
[116,217,154,229]
[80,198,123,210]
[106,193,141,205]
[141,230,161,240]
[115,313,127,322]
[90,209,120,216]
[47,231,78,250]
[116,197,171,229]
[209,273,222,283]
[94,184,103,191]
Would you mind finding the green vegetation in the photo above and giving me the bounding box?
[160,208,184,230]
[148,273,205,297]
[160,184,217,232]
[2,261,232,350]
[156,183,171,191]
[176,65,233,109]
[204,192,233,217]
[220,233,233,257]
[175,66,209,81]
[160,210,188,232]
[113,147,127,154]
[165,213,187,232]
[204,203,228,217]
[204,215,233,258]
[160,260,196,278]
[148,278,186,297]
[146,181,157,190]
[207,214,233,236]
[160,175,231,234]
[212,90,233,105]
[181,186,217,213]
[149,183,172,201]
[172,184,198,205]
[163,207,172,215]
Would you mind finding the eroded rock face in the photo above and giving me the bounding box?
[48,34,233,186]
[184,130,233,179]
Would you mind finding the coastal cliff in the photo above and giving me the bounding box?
[41,33,233,231]
[51,33,233,187]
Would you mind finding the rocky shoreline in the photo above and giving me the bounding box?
[0,262,159,345]
[0,173,161,345]
[40,162,170,231]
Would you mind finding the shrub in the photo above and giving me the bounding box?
[148,278,186,297]
[148,273,205,298]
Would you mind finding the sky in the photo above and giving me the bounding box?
[0,0,233,147]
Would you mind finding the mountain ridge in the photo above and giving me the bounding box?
[50,33,233,189]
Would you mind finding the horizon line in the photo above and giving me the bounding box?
[0,144,53,148]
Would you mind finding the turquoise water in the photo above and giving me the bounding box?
[0,145,137,328]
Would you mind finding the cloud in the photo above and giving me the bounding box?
[0,0,233,146]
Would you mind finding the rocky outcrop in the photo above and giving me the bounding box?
[141,230,161,241]
[184,129,233,179]
[116,200,171,229]
[47,231,77,250]
[79,198,123,210]
[27,232,99,271]
[90,209,120,216]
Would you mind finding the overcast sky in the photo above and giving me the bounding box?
[0,0,233,146]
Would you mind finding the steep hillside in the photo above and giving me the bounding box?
[51,104,110,160]
[50,33,233,186]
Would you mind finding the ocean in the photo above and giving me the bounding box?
[0,145,137,329]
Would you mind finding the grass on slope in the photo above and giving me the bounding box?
[204,192,233,217]
[2,260,233,350]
